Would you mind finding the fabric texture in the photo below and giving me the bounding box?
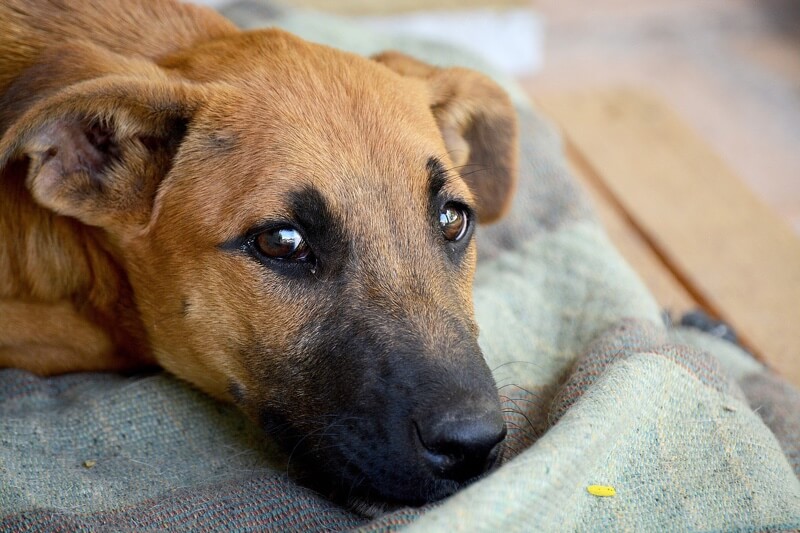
[2,2,799,531]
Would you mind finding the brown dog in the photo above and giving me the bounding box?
[0,0,518,507]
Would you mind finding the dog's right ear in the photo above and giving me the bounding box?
[373,51,518,224]
[0,77,208,231]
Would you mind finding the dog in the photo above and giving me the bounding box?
[0,0,518,508]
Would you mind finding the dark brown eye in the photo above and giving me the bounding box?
[254,227,310,261]
[439,203,469,242]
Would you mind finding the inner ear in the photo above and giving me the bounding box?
[0,77,201,231]
[26,114,189,229]
[34,119,121,188]
[85,120,122,165]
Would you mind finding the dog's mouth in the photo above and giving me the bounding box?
[340,442,506,518]
[292,439,504,516]
[333,436,505,518]
[258,398,506,512]
[341,480,460,519]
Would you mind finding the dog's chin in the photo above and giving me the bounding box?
[345,496,411,519]
[283,437,508,517]
[340,478,460,518]
[295,464,460,515]
[330,462,506,518]
[284,453,463,516]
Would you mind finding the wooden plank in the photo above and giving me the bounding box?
[565,148,698,315]
[536,89,800,386]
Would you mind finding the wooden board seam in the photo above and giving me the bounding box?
[558,129,763,361]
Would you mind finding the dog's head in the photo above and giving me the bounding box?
[0,30,518,507]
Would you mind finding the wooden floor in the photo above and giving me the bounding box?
[523,0,800,386]
[534,89,800,387]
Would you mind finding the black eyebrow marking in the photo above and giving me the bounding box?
[427,156,448,222]
[427,156,448,200]
[287,186,349,273]
[288,187,346,249]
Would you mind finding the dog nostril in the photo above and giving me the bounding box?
[416,411,506,483]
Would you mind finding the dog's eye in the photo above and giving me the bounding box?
[254,227,311,261]
[439,203,469,242]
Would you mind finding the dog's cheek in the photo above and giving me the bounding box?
[220,294,330,415]
[450,239,478,325]
[235,344,330,453]
[122,251,269,398]
[229,312,356,434]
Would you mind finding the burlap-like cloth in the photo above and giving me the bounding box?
[2,2,798,531]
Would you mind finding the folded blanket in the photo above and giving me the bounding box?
[2,2,798,531]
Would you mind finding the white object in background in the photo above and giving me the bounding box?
[355,9,543,76]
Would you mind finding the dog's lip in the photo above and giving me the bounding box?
[287,423,462,506]
[345,482,457,517]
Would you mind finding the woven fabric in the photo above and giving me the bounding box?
[2,2,799,531]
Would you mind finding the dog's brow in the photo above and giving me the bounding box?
[426,156,448,199]
[289,187,335,234]
[427,156,452,221]
[205,131,238,152]
[288,187,348,260]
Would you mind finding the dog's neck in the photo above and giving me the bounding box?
[0,156,153,368]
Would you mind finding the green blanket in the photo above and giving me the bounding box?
[2,2,798,530]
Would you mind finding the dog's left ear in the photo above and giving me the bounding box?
[373,51,518,223]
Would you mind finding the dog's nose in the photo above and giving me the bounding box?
[416,408,506,482]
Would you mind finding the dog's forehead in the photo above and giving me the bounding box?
[184,29,443,150]
[222,43,444,165]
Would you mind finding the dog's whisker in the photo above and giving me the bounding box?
[500,431,531,445]
[497,383,547,398]
[344,473,367,503]
[440,160,488,173]
[492,360,548,372]
[457,168,492,179]
[500,395,545,405]
[501,408,537,432]
[283,417,353,475]
[503,397,541,414]
[500,394,546,406]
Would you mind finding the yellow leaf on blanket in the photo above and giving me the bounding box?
[587,484,616,497]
